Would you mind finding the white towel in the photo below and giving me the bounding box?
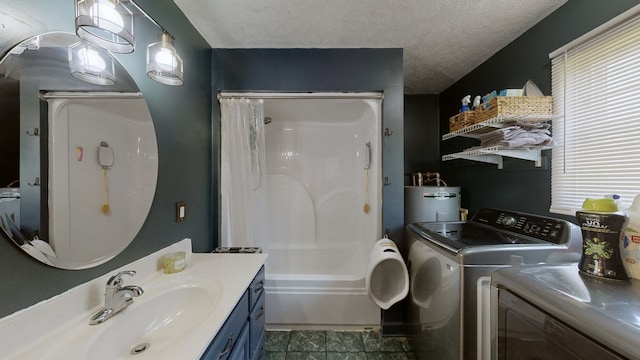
[478,126,521,146]
[498,132,556,148]
[479,124,555,148]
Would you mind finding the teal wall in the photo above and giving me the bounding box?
[0,0,213,317]
[439,0,640,219]
[404,94,440,179]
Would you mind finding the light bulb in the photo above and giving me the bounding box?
[89,0,124,34]
[154,48,176,72]
[78,47,107,72]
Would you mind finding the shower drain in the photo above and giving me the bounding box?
[130,343,150,355]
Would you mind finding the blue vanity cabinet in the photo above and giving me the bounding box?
[201,265,266,360]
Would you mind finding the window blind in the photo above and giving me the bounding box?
[550,7,640,215]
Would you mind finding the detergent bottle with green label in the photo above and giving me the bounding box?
[576,198,629,280]
[623,195,640,279]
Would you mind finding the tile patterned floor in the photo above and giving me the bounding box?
[265,330,415,360]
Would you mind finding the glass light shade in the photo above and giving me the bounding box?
[146,32,183,86]
[75,0,134,53]
[68,41,116,85]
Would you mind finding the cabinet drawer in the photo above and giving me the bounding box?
[249,291,266,356]
[249,266,265,310]
[201,291,249,360]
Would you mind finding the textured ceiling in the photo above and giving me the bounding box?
[173,0,567,94]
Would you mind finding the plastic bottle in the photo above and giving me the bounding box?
[623,195,640,279]
[576,198,629,280]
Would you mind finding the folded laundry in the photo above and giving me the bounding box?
[479,122,556,148]
[478,126,523,144]
[516,121,550,129]
[497,133,556,148]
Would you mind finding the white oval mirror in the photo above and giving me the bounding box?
[0,32,158,269]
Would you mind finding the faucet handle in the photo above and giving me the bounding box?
[106,270,136,287]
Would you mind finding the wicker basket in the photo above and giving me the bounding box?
[474,96,552,124]
[449,111,476,132]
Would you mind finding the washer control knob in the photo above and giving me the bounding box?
[502,216,517,227]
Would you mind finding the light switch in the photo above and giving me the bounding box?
[176,202,186,222]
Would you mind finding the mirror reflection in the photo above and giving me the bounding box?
[0,32,158,269]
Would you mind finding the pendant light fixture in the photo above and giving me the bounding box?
[68,41,116,86]
[146,32,184,86]
[73,0,184,86]
[75,0,135,54]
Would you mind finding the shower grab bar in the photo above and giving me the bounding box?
[365,142,372,170]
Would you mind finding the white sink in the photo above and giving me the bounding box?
[42,276,221,360]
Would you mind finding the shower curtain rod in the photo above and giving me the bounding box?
[39,91,144,100]
[217,92,383,100]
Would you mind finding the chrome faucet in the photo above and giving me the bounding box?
[89,270,144,325]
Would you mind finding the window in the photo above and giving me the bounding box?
[550,6,640,215]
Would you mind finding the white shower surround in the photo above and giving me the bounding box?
[252,93,382,329]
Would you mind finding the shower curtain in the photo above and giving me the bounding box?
[220,98,267,247]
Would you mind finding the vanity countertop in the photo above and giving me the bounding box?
[0,238,268,359]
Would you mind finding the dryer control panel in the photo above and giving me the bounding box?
[471,208,567,244]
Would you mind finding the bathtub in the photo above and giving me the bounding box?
[264,247,379,330]
[220,92,383,329]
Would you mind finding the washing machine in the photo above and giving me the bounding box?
[405,208,583,360]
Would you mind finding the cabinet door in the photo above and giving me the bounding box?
[249,291,266,357]
[230,322,250,360]
[251,330,266,360]
[201,291,249,360]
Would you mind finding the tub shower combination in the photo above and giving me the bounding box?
[220,93,382,329]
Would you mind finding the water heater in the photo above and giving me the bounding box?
[404,186,461,225]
